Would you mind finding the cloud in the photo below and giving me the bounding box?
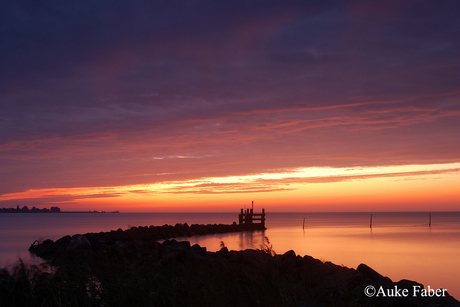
[0,187,127,208]
[1,1,459,201]
[2,164,459,205]
[156,165,460,194]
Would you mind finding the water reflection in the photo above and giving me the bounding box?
[181,221,460,299]
[176,230,266,252]
[1,212,459,299]
[266,224,460,299]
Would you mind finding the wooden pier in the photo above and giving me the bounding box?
[239,201,265,228]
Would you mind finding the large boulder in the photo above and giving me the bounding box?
[67,235,91,251]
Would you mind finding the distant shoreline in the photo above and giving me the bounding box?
[60,211,120,213]
[0,206,119,213]
[0,211,120,213]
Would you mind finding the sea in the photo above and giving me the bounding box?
[1,212,459,299]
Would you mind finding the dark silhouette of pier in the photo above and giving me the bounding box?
[238,201,265,228]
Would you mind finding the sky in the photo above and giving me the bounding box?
[1,0,460,212]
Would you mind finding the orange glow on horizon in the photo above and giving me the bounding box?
[1,163,459,212]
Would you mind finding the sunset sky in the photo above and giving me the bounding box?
[1,1,459,212]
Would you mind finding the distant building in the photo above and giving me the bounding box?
[0,206,62,213]
[50,206,61,213]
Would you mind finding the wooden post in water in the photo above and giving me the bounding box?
[370,214,373,228]
[429,212,431,227]
[303,217,305,229]
[261,208,265,228]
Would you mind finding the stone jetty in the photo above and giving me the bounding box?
[29,222,265,261]
[20,222,460,307]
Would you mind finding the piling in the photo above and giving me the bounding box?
[370,214,373,228]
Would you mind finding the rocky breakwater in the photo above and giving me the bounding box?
[23,223,459,307]
[29,222,264,261]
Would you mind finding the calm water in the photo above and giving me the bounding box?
[1,212,459,298]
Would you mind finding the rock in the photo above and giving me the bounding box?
[28,239,56,259]
[191,243,207,255]
[216,246,229,256]
[356,263,384,281]
[42,239,54,246]
[114,241,127,249]
[281,250,296,260]
[67,235,91,251]
[396,279,423,291]
[175,241,191,250]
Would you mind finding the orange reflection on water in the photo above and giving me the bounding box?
[181,223,460,299]
[264,225,460,298]
[177,230,267,253]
